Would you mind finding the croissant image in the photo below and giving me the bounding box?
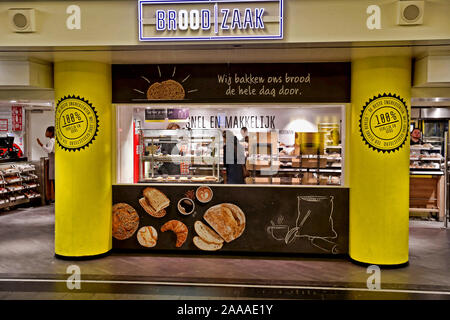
[161,220,188,247]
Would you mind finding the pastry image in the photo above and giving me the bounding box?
[137,226,158,248]
[196,186,213,203]
[112,203,140,240]
[194,221,223,245]
[139,187,170,218]
[193,236,223,251]
[161,220,188,247]
[177,197,195,215]
[204,203,246,243]
[146,79,185,100]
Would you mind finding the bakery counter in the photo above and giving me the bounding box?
[112,184,349,255]
[139,175,222,184]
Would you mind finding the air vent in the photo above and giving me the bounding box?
[8,8,36,33]
[397,1,424,25]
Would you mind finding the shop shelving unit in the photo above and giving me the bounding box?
[245,138,342,186]
[138,129,222,183]
[409,141,446,220]
[0,162,41,210]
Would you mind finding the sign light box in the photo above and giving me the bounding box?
[138,0,283,41]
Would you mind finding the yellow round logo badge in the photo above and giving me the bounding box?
[359,93,409,153]
[55,96,99,152]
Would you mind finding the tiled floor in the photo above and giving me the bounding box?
[0,204,449,299]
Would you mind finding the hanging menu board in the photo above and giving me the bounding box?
[144,109,166,122]
[112,63,350,103]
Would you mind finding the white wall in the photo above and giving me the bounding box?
[116,105,134,184]
[27,109,54,161]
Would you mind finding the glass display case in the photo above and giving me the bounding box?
[245,131,342,185]
[138,129,222,183]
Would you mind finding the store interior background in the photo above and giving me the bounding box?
[0,44,449,226]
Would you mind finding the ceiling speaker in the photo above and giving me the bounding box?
[8,8,36,32]
[397,1,424,25]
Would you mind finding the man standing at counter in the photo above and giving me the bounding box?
[410,128,423,145]
[160,123,181,175]
[223,130,245,184]
[37,126,55,202]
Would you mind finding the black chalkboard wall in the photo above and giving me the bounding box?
[112,185,349,255]
[112,63,350,103]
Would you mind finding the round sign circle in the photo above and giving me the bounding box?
[55,96,99,151]
[359,93,409,153]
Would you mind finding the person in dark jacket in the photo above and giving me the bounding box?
[159,123,181,175]
[223,130,245,184]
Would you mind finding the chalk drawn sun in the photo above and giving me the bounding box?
[133,65,198,100]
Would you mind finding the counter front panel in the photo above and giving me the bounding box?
[112,184,349,255]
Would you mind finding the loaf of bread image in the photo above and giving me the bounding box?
[193,236,223,251]
[203,203,246,243]
[161,220,188,248]
[194,221,223,245]
[137,226,158,248]
[112,203,140,240]
[146,79,185,100]
[139,187,170,218]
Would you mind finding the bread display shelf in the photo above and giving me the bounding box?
[25,194,41,199]
[410,170,444,176]
[0,161,41,211]
[247,140,342,185]
[23,183,39,188]
[21,175,38,181]
[245,176,341,185]
[409,207,440,213]
[143,155,218,164]
[2,170,20,176]
[410,146,441,151]
[409,140,446,221]
[142,176,222,183]
[410,157,442,161]
[139,129,222,183]
[0,197,29,208]
[275,168,342,173]
[5,178,21,184]
[7,186,23,192]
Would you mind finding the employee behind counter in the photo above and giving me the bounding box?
[222,130,246,184]
[159,123,181,175]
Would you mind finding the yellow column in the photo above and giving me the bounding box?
[350,56,411,265]
[54,61,112,258]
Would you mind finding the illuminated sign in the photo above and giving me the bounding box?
[138,0,283,41]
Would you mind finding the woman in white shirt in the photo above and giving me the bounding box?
[37,126,55,202]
